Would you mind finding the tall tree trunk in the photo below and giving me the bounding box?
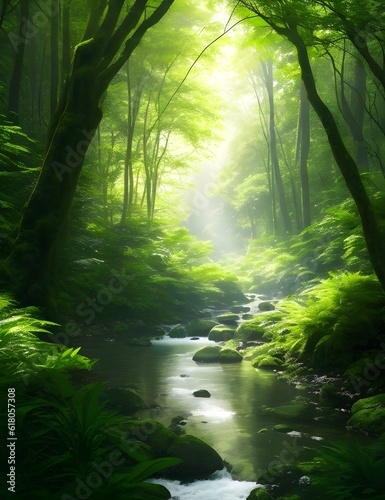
[337,52,369,171]
[262,60,292,235]
[286,21,385,290]
[61,1,71,81]
[351,61,369,171]
[8,0,29,123]
[298,80,311,228]
[121,61,141,225]
[10,0,175,312]
[50,0,59,117]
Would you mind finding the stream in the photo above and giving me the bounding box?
[76,296,360,498]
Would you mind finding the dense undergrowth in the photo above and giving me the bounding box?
[54,220,245,328]
[0,296,181,498]
[229,195,383,297]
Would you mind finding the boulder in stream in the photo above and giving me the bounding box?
[230,305,251,314]
[192,345,221,362]
[193,389,211,398]
[258,301,275,312]
[216,313,239,324]
[208,324,235,341]
[186,319,218,337]
[168,325,187,338]
[166,434,224,479]
[219,347,243,363]
[105,387,146,414]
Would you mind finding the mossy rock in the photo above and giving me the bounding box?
[350,393,385,413]
[192,345,221,363]
[124,419,178,457]
[231,305,250,313]
[258,302,275,312]
[105,387,146,414]
[186,319,218,337]
[168,325,187,338]
[247,487,273,499]
[273,423,294,433]
[263,403,315,421]
[166,434,223,479]
[347,393,385,435]
[252,354,284,369]
[208,324,236,341]
[235,321,266,342]
[216,313,239,324]
[219,347,243,363]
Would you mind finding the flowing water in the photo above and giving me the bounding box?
[77,316,358,497]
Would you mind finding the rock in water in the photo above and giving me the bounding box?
[186,319,219,337]
[168,325,187,338]
[258,302,275,312]
[192,345,221,363]
[208,324,236,342]
[166,434,224,479]
[193,389,211,398]
[219,347,243,363]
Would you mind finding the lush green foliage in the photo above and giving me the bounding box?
[310,441,385,499]
[229,195,384,296]
[0,295,180,498]
[56,218,244,328]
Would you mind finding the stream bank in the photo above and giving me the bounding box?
[75,293,374,497]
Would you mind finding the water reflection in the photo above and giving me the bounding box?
[77,335,356,481]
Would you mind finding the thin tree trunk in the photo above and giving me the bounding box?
[61,1,71,80]
[262,60,292,235]
[8,0,29,123]
[298,81,311,228]
[50,0,59,117]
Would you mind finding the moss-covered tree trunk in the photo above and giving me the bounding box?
[288,23,385,291]
[10,0,175,314]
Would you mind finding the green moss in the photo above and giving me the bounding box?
[216,313,239,324]
[186,319,218,337]
[208,324,236,341]
[247,488,273,499]
[192,345,221,362]
[273,423,294,433]
[252,354,284,369]
[350,393,385,413]
[168,325,187,338]
[106,387,146,414]
[263,402,315,421]
[219,347,243,363]
[235,321,265,341]
[166,434,223,479]
[347,395,385,435]
[124,419,178,457]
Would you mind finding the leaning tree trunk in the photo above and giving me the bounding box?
[9,0,175,313]
[287,22,385,291]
